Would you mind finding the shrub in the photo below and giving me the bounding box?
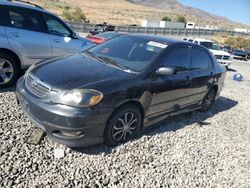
[176,15,187,23]
[72,7,86,22]
[62,9,72,21]
[62,8,86,22]
[224,37,250,49]
[162,16,171,22]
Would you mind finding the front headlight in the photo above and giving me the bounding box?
[51,89,103,107]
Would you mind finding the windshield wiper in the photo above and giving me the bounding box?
[97,56,129,71]
[84,51,106,64]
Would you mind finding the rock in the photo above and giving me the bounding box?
[54,148,65,159]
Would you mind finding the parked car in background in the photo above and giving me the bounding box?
[0,0,94,88]
[16,34,226,147]
[192,38,233,69]
[89,22,115,35]
[231,50,248,61]
[222,45,232,53]
[245,50,250,60]
[86,32,123,44]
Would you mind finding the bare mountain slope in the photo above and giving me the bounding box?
[31,0,248,29]
[126,0,249,29]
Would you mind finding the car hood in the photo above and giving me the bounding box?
[209,49,231,56]
[30,53,133,90]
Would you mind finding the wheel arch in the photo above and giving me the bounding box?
[107,100,145,128]
[0,48,22,69]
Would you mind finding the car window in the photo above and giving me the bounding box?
[162,47,189,72]
[0,6,4,26]
[44,14,71,37]
[194,41,198,44]
[191,48,212,70]
[6,6,45,32]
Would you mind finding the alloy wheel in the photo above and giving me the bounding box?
[112,112,138,142]
[203,90,215,110]
[0,58,14,85]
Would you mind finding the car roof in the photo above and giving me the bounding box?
[0,0,52,14]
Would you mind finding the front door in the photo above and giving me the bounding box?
[43,14,82,58]
[4,6,51,66]
[147,46,193,117]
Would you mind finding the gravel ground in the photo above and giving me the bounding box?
[0,60,250,188]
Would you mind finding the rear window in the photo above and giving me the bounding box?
[6,6,45,32]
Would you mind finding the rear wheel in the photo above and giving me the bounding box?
[0,53,19,88]
[104,104,142,146]
[200,89,216,112]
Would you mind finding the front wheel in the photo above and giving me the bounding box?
[200,89,216,112]
[0,53,19,88]
[104,104,142,146]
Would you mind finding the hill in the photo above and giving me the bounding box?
[31,0,248,29]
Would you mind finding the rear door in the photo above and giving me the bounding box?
[43,13,83,58]
[189,47,214,103]
[148,46,193,116]
[4,6,52,66]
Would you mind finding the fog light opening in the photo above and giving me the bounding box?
[59,131,84,137]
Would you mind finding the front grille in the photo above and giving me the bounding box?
[223,56,230,60]
[215,55,223,60]
[25,73,51,98]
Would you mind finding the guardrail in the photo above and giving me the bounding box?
[66,21,250,37]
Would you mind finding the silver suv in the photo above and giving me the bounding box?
[0,0,94,87]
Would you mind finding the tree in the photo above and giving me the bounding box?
[176,15,187,23]
[162,16,171,22]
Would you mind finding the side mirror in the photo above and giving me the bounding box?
[156,67,176,76]
[72,32,79,39]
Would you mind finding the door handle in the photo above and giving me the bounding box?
[11,32,20,37]
[53,39,60,43]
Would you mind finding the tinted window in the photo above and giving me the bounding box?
[163,47,189,72]
[200,42,220,50]
[88,35,167,72]
[0,6,4,26]
[44,14,71,37]
[191,48,212,70]
[6,7,44,32]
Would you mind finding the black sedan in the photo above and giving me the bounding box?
[16,34,226,147]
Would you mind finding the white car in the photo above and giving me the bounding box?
[192,38,233,68]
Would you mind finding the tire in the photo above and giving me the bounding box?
[0,52,19,88]
[200,89,216,112]
[104,104,142,146]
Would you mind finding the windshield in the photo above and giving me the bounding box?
[86,35,167,72]
[201,42,220,50]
